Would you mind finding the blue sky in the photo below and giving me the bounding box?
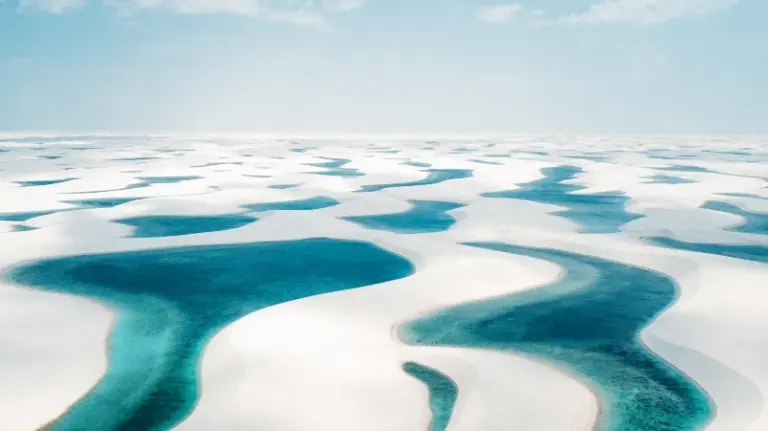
[1,0,766,134]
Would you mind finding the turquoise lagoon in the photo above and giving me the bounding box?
[647,237,767,263]
[701,201,767,236]
[7,238,415,430]
[359,169,472,193]
[342,200,464,234]
[241,196,340,212]
[483,166,643,234]
[115,214,259,238]
[63,197,143,209]
[644,175,696,184]
[14,178,75,187]
[305,157,363,177]
[403,362,458,431]
[66,176,202,194]
[402,242,712,431]
[647,200,767,263]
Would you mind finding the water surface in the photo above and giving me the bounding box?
[66,176,202,194]
[359,169,472,193]
[403,362,458,431]
[242,196,340,212]
[644,175,696,185]
[342,200,464,234]
[64,198,143,209]
[483,166,642,233]
[657,165,716,173]
[116,214,258,238]
[647,237,767,263]
[15,178,75,187]
[701,201,767,235]
[306,157,363,177]
[8,238,415,431]
[0,210,60,222]
[402,242,712,431]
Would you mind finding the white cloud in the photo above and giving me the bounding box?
[104,0,261,16]
[18,0,341,30]
[267,10,333,31]
[556,0,743,25]
[17,0,87,14]
[477,3,524,24]
[322,0,364,11]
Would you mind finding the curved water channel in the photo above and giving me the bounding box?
[6,238,415,430]
[401,242,712,431]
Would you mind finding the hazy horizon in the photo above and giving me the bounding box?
[2,0,767,135]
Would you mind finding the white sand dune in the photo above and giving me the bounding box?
[0,135,766,431]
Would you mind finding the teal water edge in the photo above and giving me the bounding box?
[11,224,38,232]
[305,157,363,177]
[342,200,465,234]
[401,242,712,431]
[191,162,243,168]
[646,237,767,263]
[242,196,340,212]
[657,165,716,173]
[646,201,768,262]
[701,201,768,235]
[7,238,415,431]
[63,197,144,209]
[403,362,458,431]
[719,193,768,200]
[136,176,203,185]
[564,154,611,162]
[14,178,76,187]
[65,176,202,194]
[110,157,159,162]
[483,166,643,234]
[268,184,301,189]
[359,169,473,193]
[402,161,432,168]
[644,175,697,184]
[0,210,59,222]
[115,214,259,238]
[470,159,503,165]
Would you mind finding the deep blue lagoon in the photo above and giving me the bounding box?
[401,242,712,431]
[7,238,415,431]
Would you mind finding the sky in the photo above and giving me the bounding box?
[1,0,766,134]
